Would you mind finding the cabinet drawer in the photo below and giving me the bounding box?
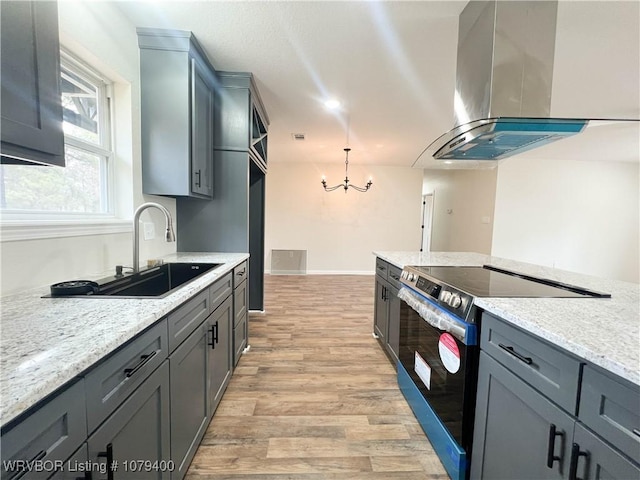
[210,272,233,313]
[387,264,402,289]
[234,280,247,327]
[1,380,86,480]
[481,312,581,413]
[85,321,168,433]
[375,258,389,281]
[233,313,247,366]
[579,365,640,462]
[168,289,210,352]
[233,261,248,288]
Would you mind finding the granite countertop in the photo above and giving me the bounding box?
[0,252,248,427]
[374,251,640,387]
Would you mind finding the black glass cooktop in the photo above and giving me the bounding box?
[412,265,610,298]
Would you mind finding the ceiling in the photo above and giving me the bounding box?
[116,1,468,167]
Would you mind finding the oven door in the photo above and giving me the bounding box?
[397,287,478,480]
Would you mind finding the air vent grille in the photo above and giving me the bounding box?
[291,133,306,141]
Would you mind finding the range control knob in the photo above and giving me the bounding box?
[449,294,462,309]
[441,291,452,303]
[401,271,407,280]
[408,273,416,282]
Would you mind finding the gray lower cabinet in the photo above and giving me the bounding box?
[169,322,209,480]
[233,262,248,366]
[472,313,640,479]
[88,361,171,480]
[472,351,573,479]
[373,258,401,366]
[0,380,87,480]
[0,0,65,166]
[207,296,233,416]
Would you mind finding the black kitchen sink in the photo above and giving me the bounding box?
[48,262,222,298]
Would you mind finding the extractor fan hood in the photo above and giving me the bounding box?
[416,0,637,166]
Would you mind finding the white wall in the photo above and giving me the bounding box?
[491,158,639,283]
[265,162,423,273]
[0,2,176,296]
[491,0,640,283]
[423,169,497,254]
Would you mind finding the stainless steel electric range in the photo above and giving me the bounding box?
[396,264,610,480]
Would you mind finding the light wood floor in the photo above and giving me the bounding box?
[186,274,448,479]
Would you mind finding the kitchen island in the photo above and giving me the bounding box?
[0,252,248,428]
[375,250,639,479]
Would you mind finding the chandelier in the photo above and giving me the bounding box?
[321,147,373,193]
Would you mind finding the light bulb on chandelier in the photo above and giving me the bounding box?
[321,147,373,193]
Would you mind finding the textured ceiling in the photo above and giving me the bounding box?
[116,1,468,167]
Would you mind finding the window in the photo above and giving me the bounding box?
[0,50,113,216]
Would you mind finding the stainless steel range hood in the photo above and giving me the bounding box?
[416,0,634,166]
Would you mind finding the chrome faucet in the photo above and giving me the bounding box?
[133,202,176,272]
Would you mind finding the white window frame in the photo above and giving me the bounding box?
[0,48,130,241]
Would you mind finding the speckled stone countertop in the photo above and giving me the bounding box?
[374,251,640,387]
[0,252,248,427]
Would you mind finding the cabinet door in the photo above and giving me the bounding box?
[471,352,574,480]
[0,1,64,166]
[386,284,401,365]
[190,58,213,197]
[207,296,233,416]
[233,313,247,367]
[88,362,170,480]
[169,322,209,480]
[374,278,388,343]
[571,423,640,480]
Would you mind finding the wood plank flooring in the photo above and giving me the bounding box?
[186,274,448,479]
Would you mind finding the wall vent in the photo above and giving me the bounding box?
[271,249,307,274]
[291,133,306,141]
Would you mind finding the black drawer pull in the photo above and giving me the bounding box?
[633,428,640,437]
[568,443,589,480]
[390,274,400,281]
[8,450,47,480]
[195,169,202,187]
[546,424,564,468]
[97,443,114,480]
[237,269,246,277]
[377,265,385,271]
[498,343,533,365]
[124,350,157,378]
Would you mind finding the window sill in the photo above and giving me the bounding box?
[0,218,132,242]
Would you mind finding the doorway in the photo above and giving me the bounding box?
[421,194,434,252]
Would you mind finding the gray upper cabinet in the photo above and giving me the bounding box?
[178,72,268,310]
[1,1,65,166]
[137,28,215,199]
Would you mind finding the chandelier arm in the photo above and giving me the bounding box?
[322,183,344,192]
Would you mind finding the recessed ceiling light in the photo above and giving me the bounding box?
[324,99,341,110]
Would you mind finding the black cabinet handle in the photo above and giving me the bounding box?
[382,286,387,301]
[237,269,246,277]
[633,428,640,437]
[97,443,114,480]
[8,450,47,480]
[208,321,219,349]
[498,343,533,365]
[546,424,564,468]
[124,350,157,378]
[390,274,400,281]
[568,443,589,480]
[195,169,202,187]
